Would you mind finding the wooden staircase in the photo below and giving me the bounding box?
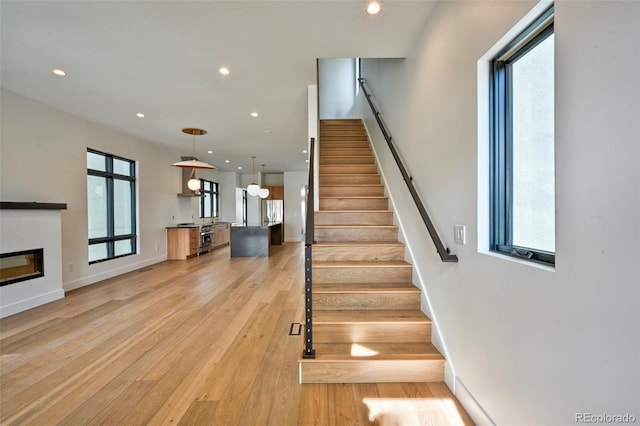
[299,119,445,383]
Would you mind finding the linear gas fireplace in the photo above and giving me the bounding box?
[0,249,44,286]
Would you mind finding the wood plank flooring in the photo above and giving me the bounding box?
[0,243,472,425]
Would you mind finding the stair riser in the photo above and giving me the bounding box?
[300,359,445,383]
[313,267,411,284]
[321,139,370,146]
[321,130,367,136]
[320,198,388,210]
[319,157,375,165]
[319,175,381,185]
[314,293,421,311]
[314,323,430,343]
[313,245,406,262]
[320,165,378,174]
[320,186,384,197]
[315,228,398,242]
[320,148,372,156]
[315,211,393,226]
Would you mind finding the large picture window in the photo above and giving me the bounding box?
[490,6,555,266]
[87,149,137,263]
[199,179,219,219]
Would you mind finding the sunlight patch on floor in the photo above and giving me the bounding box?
[363,398,466,426]
[351,343,380,357]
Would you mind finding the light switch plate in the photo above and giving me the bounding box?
[454,225,466,244]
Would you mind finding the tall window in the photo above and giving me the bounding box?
[199,179,219,218]
[87,149,137,263]
[490,6,555,265]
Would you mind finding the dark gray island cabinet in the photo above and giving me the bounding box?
[230,222,282,257]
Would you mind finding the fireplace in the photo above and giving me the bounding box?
[1,202,66,318]
[1,248,44,286]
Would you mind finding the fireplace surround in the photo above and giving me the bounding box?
[0,202,66,318]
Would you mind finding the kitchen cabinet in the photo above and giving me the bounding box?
[263,186,284,200]
[212,223,230,248]
[167,227,199,260]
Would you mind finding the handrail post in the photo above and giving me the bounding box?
[303,137,316,359]
[357,78,458,263]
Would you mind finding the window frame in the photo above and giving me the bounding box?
[199,179,219,219]
[87,148,137,264]
[490,5,555,266]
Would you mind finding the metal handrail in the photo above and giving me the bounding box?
[358,78,458,263]
[302,137,316,358]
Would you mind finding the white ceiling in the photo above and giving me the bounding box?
[1,0,436,173]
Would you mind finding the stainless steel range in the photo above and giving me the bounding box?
[199,224,213,254]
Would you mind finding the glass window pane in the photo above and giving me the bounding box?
[114,179,133,235]
[115,239,133,256]
[203,193,212,218]
[113,158,132,176]
[511,34,555,252]
[89,243,108,262]
[87,151,106,171]
[87,175,108,239]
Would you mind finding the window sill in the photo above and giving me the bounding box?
[478,248,556,272]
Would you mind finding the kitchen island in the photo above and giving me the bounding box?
[230,222,282,257]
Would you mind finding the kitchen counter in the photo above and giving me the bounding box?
[230,222,282,257]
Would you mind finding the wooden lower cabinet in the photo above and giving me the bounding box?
[212,223,230,248]
[167,227,199,260]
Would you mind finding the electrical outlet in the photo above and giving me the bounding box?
[454,225,466,245]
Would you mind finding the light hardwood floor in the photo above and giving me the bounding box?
[0,243,472,425]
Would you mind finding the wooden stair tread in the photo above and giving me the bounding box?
[308,342,443,361]
[319,184,383,187]
[313,260,411,268]
[316,209,393,213]
[314,310,429,324]
[314,282,420,293]
[320,196,387,199]
[315,225,397,229]
[314,241,403,247]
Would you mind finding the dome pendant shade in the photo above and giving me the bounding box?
[172,128,215,169]
[187,178,201,191]
[172,159,216,169]
[258,187,270,199]
[247,183,261,196]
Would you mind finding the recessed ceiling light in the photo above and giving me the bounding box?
[264,130,272,133]
[225,160,230,163]
[207,150,213,154]
[237,166,243,170]
[52,69,67,76]
[303,149,308,154]
[367,1,381,15]
[219,67,230,75]
[251,112,259,118]
[305,159,309,163]
[136,113,145,118]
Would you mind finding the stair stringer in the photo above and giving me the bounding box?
[359,118,457,389]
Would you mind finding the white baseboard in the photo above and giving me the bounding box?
[63,255,167,292]
[454,377,495,426]
[0,289,65,319]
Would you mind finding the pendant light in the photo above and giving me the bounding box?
[258,164,270,199]
[246,156,261,196]
[172,128,216,170]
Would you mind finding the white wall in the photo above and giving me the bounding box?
[0,89,202,292]
[318,58,358,119]
[220,171,240,223]
[359,1,639,424]
[284,171,307,242]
